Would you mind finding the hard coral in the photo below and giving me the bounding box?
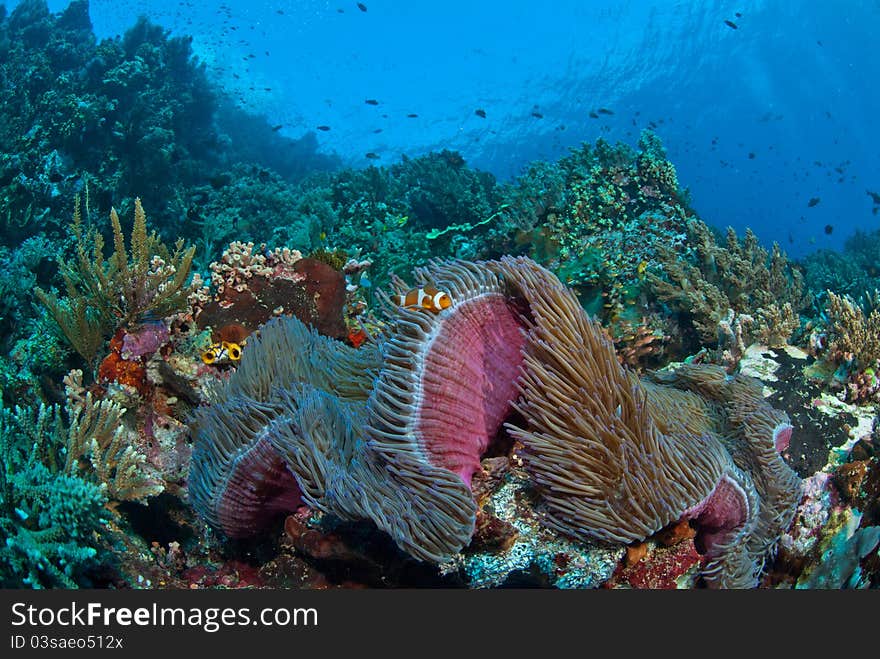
[648,219,807,350]
[192,241,347,340]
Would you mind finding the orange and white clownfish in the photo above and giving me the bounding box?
[394,286,452,314]
[201,341,243,365]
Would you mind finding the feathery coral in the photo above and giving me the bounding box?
[36,197,195,364]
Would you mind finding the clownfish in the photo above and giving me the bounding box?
[394,286,452,314]
[201,341,243,365]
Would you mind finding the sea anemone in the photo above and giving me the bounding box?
[188,256,801,586]
[266,260,530,561]
[492,256,801,587]
[188,313,381,538]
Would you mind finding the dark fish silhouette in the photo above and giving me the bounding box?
[589,111,599,118]
[725,20,738,29]
[597,108,614,115]
[748,152,755,159]
[357,3,368,12]
[475,108,487,118]
[866,189,880,204]
[372,128,383,133]
[316,125,331,131]
[824,224,833,235]
[271,124,283,131]
[365,99,379,105]
[735,12,742,18]
[531,111,543,118]
[808,197,821,207]
[365,152,380,159]
[407,113,418,118]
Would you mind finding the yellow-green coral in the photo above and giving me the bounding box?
[648,219,807,345]
[825,290,880,368]
[36,197,195,365]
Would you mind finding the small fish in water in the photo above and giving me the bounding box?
[365,152,380,159]
[636,260,648,278]
[357,2,367,11]
[365,98,379,105]
[316,125,331,131]
[808,197,821,207]
[395,286,452,314]
[372,128,383,133]
[475,108,487,118]
[824,224,834,235]
[407,113,418,118]
[202,341,243,366]
[589,111,599,118]
[597,107,614,115]
[725,20,738,29]
[271,124,283,131]
[748,152,755,159]
[531,111,543,118]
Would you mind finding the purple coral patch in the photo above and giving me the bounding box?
[121,321,169,360]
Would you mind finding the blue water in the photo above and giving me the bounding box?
[11,0,880,258]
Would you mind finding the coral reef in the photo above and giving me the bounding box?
[499,132,702,365]
[0,0,336,247]
[802,228,880,302]
[648,218,808,358]
[0,3,867,589]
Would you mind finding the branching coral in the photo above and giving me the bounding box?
[36,197,195,364]
[648,218,808,348]
[825,290,880,369]
[0,393,110,588]
[1,370,161,505]
[63,374,163,502]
